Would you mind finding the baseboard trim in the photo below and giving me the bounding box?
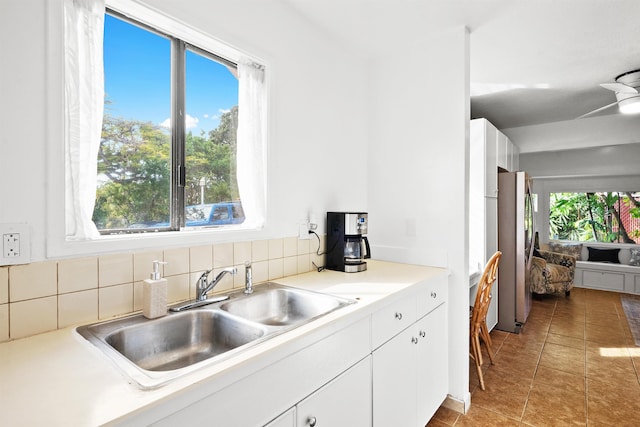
[442,392,471,414]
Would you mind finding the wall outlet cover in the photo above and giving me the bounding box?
[0,223,30,266]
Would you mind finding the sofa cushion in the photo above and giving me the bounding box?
[549,242,583,260]
[587,247,620,264]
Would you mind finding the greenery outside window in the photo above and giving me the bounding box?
[549,192,640,244]
[96,11,243,233]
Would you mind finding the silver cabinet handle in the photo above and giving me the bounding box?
[411,336,418,344]
[395,312,403,320]
[430,291,437,298]
[420,330,426,338]
[308,416,317,426]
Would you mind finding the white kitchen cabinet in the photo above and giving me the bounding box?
[417,304,448,423]
[372,298,448,427]
[497,131,514,171]
[265,409,296,427]
[470,118,503,331]
[151,317,371,427]
[511,142,520,171]
[296,356,371,427]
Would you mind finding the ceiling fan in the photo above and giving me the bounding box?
[578,69,640,119]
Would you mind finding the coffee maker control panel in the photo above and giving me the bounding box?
[344,213,368,235]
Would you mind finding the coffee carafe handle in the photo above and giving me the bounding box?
[363,236,371,259]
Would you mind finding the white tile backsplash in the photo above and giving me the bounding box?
[164,247,190,276]
[190,245,213,272]
[283,237,298,257]
[58,257,98,294]
[99,254,133,287]
[213,243,234,268]
[0,267,8,304]
[9,261,57,302]
[268,238,283,259]
[99,283,133,319]
[1,235,319,342]
[233,241,252,266]
[10,296,57,339]
[0,304,8,341]
[133,251,164,282]
[58,290,98,328]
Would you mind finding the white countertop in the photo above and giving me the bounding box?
[0,260,447,426]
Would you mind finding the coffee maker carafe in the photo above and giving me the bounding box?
[326,212,371,273]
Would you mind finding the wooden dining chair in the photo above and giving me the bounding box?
[470,251,502,391]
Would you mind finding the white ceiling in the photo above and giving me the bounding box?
[281,0,640,130]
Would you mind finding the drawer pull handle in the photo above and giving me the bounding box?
[395,312,403,320]
[411,336,419,344]
[431,291,437,298]
[420,330,426,338]
[308,416,317,426]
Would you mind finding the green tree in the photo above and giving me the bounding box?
[93,116,171,229]
[93,107,239,230]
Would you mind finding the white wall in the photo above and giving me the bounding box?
[1,0,471,412]
[367,27,471,408]
[0,0,369,260]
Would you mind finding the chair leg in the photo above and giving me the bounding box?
[565,290,571,297]
[471,333,485,390]
[479,323,495,364]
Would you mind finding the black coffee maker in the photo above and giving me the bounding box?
[326,212,371,272]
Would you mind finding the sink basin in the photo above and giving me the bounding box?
[104,310,267,371]
[220,286,352,326]
[76,283,355,389]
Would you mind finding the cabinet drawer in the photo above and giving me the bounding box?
[372,293,417,350]
[418,276,448,318]
[583,270,624,291]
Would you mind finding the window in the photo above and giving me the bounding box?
[549,191,640,244]
[62,1,266,243]
[95,11,242,233]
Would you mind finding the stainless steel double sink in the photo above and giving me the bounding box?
[76,283,355,389]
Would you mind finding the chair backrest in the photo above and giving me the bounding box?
[471,251,502,329]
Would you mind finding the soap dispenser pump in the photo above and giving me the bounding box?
[143,260,168,319]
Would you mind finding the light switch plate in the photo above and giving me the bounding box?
[0,223,30,266]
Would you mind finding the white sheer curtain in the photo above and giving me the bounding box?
[63,0,104,239]
[236,58,267,228]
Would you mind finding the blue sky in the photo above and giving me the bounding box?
[103,14,238,136]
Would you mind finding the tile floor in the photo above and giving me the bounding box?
[429,287,640,426]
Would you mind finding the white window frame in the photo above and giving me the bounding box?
[45,0,269,258]
[533,175,640,248]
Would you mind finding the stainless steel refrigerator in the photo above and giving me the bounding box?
[496,171,535,333]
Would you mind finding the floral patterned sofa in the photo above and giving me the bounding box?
[529,249,577,296]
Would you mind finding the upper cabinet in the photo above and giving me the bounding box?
[470,119,498,198]
[496,126,519,172]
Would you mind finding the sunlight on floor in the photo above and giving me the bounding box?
[599,347,640,357]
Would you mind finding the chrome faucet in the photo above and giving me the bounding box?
[196,267,237,301]
[244,261,253,295]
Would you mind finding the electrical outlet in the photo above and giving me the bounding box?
[298,221,311,240]
[0,223,30,266]
[4,233,20,257]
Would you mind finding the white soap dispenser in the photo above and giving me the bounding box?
[143,260,168,319]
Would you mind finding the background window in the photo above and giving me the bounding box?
[549,191,640,244]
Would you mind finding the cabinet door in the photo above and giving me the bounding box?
[296,356,371,427]
[511,143,520,171]
[372,327,416,427]
[496,131,508,171]
[265,408,295,427]
[485,121,498,197]
[485,197,499,331]
[416,304,448,425]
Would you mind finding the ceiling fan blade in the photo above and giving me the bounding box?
[576,101,619,119]
[600,82,638,94]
